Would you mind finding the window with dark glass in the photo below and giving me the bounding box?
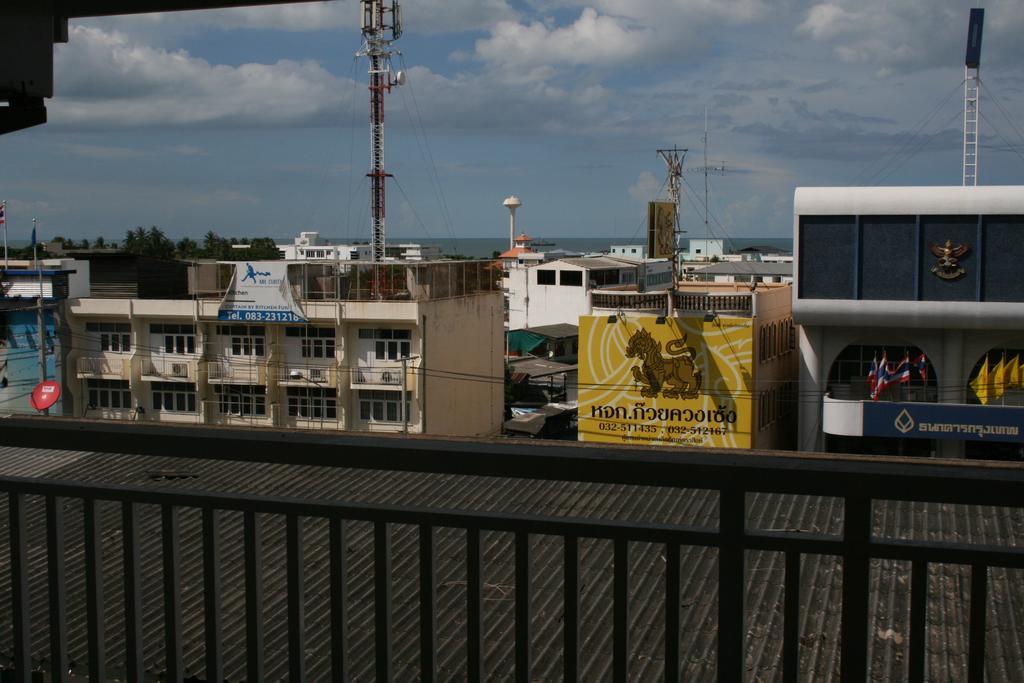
[357,390,411,422]
[152,381,197,412]
[287,387,337,419]
[87,322,131,352]
[214,384,266,416]
[536,270,556,285]
[86,379,131,409]
[560,271,583,287]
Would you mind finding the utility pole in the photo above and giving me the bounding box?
[34,218,48,414]
[399,354,418,434]
[358,0,404,263]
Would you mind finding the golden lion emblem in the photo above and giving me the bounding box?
[624,328,702,399]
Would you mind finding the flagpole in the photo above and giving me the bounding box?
[2,200,7,268]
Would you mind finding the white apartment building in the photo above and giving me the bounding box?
[506,256,673,330]
[66,260,504,437]
[277,232,441,262]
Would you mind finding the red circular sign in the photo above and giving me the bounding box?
[30,381,61,411]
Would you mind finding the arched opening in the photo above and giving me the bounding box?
[826,343,937,457]
[827,343,937,402]
[965,346,1024,461]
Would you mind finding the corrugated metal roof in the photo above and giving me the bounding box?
[0,445,1020,681]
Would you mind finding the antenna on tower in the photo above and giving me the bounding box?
[963,7,984,186]
[656,146,686,282]
[358,0,403,263]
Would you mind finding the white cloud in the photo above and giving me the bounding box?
[52,26,355,128]
[628,170,662,202]
[796,4,860,41]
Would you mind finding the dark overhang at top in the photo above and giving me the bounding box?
[0,0,326,135]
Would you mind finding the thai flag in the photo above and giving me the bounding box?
[871,351,890,400]
[892,354,911,384]
[915,353,928,381]
[867,353,878,394]
[0,202,5,225]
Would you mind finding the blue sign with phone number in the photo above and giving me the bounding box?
[218,310,307,323]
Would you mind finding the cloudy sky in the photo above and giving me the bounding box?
[2,0,1023,245]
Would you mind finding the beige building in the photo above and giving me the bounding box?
[66,260,504,437]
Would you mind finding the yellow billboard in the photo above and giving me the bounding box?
[578,315,753,448]
[647,201,676,259]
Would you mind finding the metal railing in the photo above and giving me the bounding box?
[351,366,404,386]
[205,360,266,385]
[190,261,501,303]
[76,355,130,379]
[0,420,1023,682]
[141,357,197,382]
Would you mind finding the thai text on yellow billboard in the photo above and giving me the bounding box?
[578,315,753,448]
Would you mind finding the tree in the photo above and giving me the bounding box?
[93,236,106,249]
[176,237,199,259]
[145,226,175,259]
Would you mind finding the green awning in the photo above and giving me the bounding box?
[507,329,547,354]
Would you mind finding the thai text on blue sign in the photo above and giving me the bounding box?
[863,401,1024,442]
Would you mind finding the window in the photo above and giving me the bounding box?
[358,390,411,423]
[87,322,131,352]
[286,326,336,358]
[359,328,411,361]
[560,271,583,287]
[87,379,131,409]
[287,387,337,419]
[214,384,266,416]
[151,323,196,355]
[536,270,556,285]
[217,325,265,357]
[152,382,197,413]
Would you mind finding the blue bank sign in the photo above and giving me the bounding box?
[863,402,1024,442]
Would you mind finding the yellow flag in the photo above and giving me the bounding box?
[1008,355,1021,391]
[992,355,1007,402]
[971,356,990,405]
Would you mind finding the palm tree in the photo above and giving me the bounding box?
[176,237,199,259]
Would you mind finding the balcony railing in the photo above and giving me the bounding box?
[205,360,266,385]
[277,365,338,388]
[141,357,197,382]
[76,355,130,379]
[0,420,1022,682]
[351,366,404,386]
[591,290,667,311]
[673,292,752,315]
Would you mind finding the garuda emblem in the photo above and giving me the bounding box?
[929,240,969,280]
[624,328,701,399]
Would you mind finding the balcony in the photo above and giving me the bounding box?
[351,365,405,387]
[140,356,198,382]
[201,400,278,425]
[205,360,267,385]
[76,355,130,380]
[673,292,752,315]
[0,420,1022,682]
[591,290,667,312]
[277,364,338,388]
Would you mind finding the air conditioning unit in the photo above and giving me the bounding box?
[170,362,189,378]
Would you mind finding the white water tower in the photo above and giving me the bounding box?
[503,195,522,250]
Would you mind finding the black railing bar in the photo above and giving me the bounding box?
[83,498,106,682]
[374,521,393,682]
[9,493,30,683]
[908,560,928,683]
[286,513,306,681]
[202,508,224,683]
[46,495,69,683]
[4,419,1024,505]
[162,505,183,682]
[663,541,679,683]
[782,551,800,683]
[747,530,1024,568]
[564,535,579,683]
[329,517,348,683]
[613,538,629,683]
[243,511,264,682]
[121,501,143,683]
[514,530,531,683]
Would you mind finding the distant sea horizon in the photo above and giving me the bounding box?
[305,235,794,259]
[8,235,794,258]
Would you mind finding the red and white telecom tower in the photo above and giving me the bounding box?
[358,0,404,263]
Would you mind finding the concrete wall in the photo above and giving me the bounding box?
[420,293,504,437]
